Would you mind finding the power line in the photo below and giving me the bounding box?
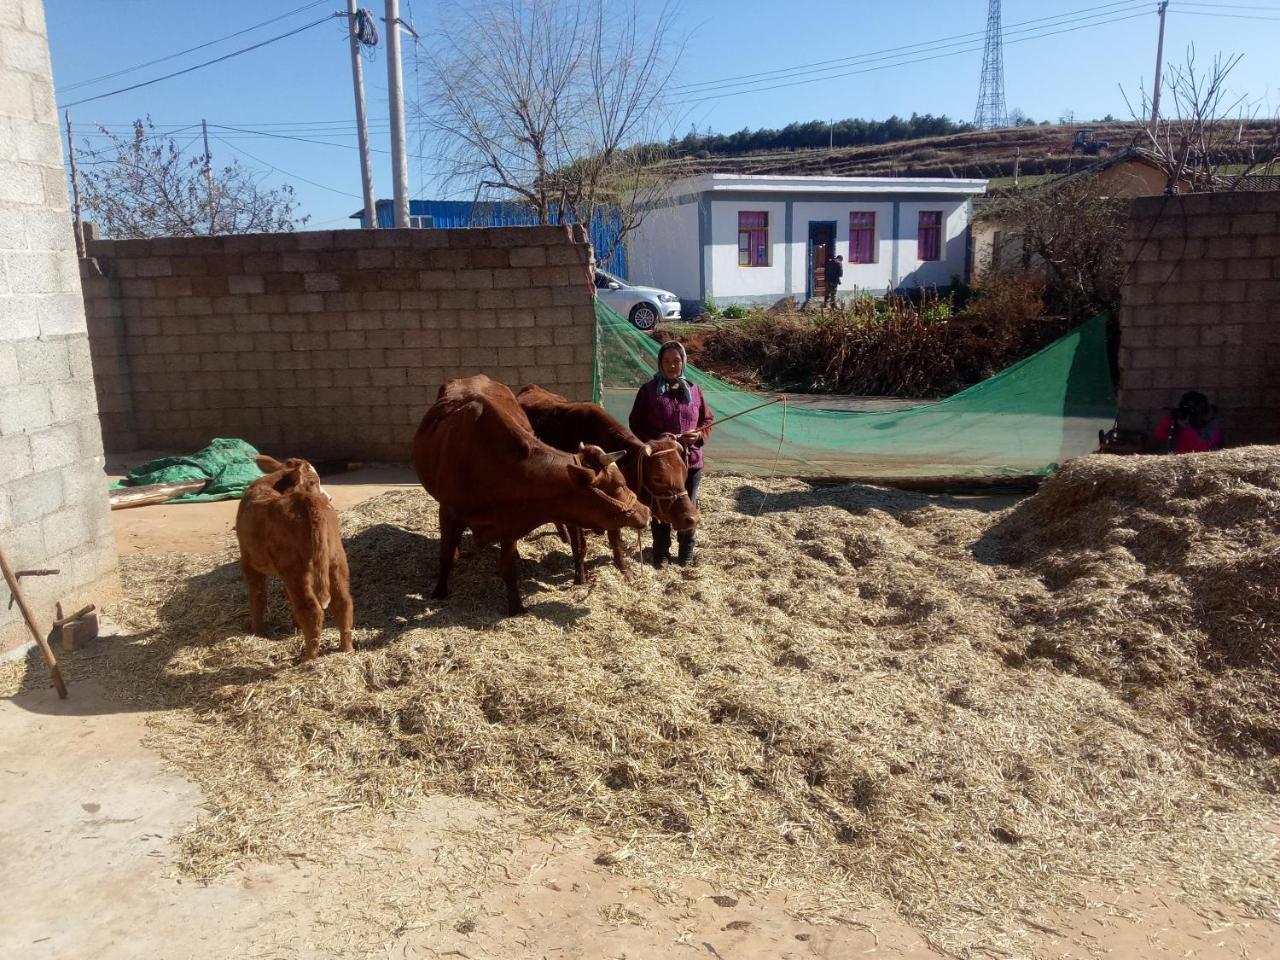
[668,10,1151,107]
[59,14,342,109]
[1169,8,1280,17]
[671,0,1149,94]
[210,122,455,165]
[211,135,364,199]
[57,1,330,94]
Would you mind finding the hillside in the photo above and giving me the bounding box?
[652,121,1279,184]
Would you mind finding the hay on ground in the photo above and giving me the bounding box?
[6,447,1279,956]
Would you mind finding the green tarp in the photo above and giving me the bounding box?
[594,301,1116,479]
[111,438,265,503]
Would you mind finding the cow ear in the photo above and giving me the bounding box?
[254,455,284,473]
[567,464,597,488]
[577,441,587,452]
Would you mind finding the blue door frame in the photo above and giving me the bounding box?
[806,221,838,301]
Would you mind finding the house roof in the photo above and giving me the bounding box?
[663,173,989,201]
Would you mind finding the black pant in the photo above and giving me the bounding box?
[653,467,702,547]
[824,283,840,306]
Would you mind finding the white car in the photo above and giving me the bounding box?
[593,268,681,330]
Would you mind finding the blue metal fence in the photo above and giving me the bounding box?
[353,199,627,277]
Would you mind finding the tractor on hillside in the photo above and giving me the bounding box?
[1071,129,1110,156]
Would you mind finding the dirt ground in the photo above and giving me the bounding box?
[3,466,1278,960]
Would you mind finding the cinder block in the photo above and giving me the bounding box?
[469,248,509,269]
[232,314,271,335]
[371,367,407,387]
[509,246,548,268]
[536,345,574,366]
[552,284,589,306]
[476,289,515,309]
[456,269,494,290]
[0,385,53,434]
[362,291,399,311]
[459,347,499,367]
[518,365,556,384]
[303,272,341,293]
[16,337,70,383]
[229,275,265,295]
[546,245,586,267]
[29,422,80,472]
[439,290,476,310]
[1186,216,1232,238]
[135,257,173,278]
[0,433,33,484]
[48,380,97,424]
[356,248,394,269]
[1227,259,1269,281]
[515,327,553,348]
[174,297,213,316]
[286,293,324,313]
[365,330,403,349]
[513,287,554,308]
[270,314,306,333]
[1232,213,1277,236]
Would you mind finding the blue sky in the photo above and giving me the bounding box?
[46,1,1277,228]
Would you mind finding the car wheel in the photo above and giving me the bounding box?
[630,303,659,331]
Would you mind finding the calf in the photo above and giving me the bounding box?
[413,375,651,614]
[235,455,354,660]
[517,385,699,583]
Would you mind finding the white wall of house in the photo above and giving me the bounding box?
[707,199,787,302]
[895,199,971,289]
[789,200,896,295]
[626,198,699,297]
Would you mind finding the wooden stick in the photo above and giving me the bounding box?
[0,545,68,699]
[691,395,783,433]
[109,478,209,510]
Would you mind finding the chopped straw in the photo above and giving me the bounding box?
[5,447,1279,956]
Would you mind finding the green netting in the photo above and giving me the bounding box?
[111,437,265,502]
[594,301,1116,479]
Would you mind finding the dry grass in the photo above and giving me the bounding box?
[5,449,1280,956]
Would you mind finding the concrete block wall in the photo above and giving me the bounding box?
[81,226,598,461]
[1118,191,1280,444]
[1,0,119,655]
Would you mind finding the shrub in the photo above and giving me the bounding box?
[696,276,1064,398]
[721,304,750,320]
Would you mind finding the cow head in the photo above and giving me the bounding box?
[568,444,651,530]
[255,455,323,496]
[636,437,699,531]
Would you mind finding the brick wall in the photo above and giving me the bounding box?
[1,0,119,656]
[1118,191,1280,443]
[81,225,598,461]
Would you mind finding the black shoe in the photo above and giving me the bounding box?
[652,527,672,569]
[676,536,697,567]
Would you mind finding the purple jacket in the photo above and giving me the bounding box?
[628,378,714,470]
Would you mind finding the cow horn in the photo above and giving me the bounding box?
[642,444,652,457]
[599,449,627,466]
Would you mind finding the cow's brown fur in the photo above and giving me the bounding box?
[413,375,651,614]
[518,384,699,583]
[235,455,354,660]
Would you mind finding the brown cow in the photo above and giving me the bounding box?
[413,375,651,615]
[235,455,354,660]
[517,384,699,583]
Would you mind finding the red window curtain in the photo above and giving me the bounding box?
[738,211,769,266]
[917,210,942,261]
[849,211,875,264]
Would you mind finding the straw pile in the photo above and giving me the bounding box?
[7,448,1279,956]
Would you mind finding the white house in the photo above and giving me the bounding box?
[625,174,988,310]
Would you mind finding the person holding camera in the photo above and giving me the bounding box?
[1153,391,1224,453]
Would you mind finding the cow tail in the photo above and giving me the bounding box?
[306,499,333,609]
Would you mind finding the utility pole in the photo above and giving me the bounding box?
[385,0,411,228]
[202,118,216,234]
[1151,1,1169,125]
[65,111,85,258]
[829,119,834,151]
[347,0,378,228]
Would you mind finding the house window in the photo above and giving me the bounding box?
[409,215,433,229]
[849,212,876,264]
[917,211,942,261]
[738,211,769,267]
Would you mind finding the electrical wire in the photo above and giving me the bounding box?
[671,0,1151,93]
[59,14,342,110]
[58,1,331,94]
[1169,8,1280,17]
[669,11,1151,107]
[211,136,364,199]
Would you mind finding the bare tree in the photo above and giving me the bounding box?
[416,0,677,261]
[78,119,307,238]
[989,176,1127,321]
[1123,47,1278,192]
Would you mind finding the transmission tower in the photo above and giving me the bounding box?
[973,0,1007,129]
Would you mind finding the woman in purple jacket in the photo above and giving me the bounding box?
[629,341,714,567]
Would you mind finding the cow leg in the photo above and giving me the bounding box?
[570,526,587,585]
[555,522,571,545]
[330,555,355,653]
[433,507,464,601]
[284,581,325,661]
[499,538,525,615]
[242,563,268,635]
[608,529,627,574]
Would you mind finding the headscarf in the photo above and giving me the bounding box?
[653,340,692,402]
